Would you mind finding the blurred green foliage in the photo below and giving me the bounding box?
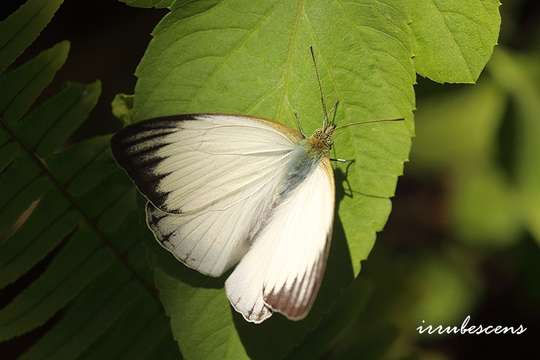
[412,48,540,247]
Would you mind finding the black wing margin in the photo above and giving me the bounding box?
[110,115,195,213]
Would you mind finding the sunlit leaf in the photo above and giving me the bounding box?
[409,0,501,83]
[130,0,500,357]
[133,0,417,356]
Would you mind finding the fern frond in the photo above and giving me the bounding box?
[0,0,178,357]
[0,0,64,73]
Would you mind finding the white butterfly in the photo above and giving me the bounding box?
[111,50,403,323]
[111,112,337,323]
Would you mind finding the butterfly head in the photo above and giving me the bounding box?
[307,123,336,157]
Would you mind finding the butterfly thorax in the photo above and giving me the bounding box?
[274,124,334,203]
[306,124,336,157]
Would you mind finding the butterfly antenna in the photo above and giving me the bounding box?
[334,117,405,131]
[310,46,330,127]
[331,101,340,126]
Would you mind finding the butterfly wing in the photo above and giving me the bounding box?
[225,159,335,323]
[112,114,302,276]
[145,169,280,277]
[111,114,301,214]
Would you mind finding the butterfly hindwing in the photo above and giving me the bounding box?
[225,159,335,323]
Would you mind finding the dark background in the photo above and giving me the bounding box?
[1,0,539,359]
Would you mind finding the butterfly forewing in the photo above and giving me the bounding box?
[145,166,285,277]
[111,114,300,214]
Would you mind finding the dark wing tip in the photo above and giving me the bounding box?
[110,118,186,213]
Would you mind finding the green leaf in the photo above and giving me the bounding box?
[0,41,70,125]
[134,0,416,270]
[77,294,176,360]
[154,266,246,359]
[0,74,177,352]
[133,0,415,356]
[0,0,64,73]
[19,262,145,360]
[408,0,501,83]
[129,0,501,357]
[286,276,371,359]
[20,81,102,157]
[119,0,174,8]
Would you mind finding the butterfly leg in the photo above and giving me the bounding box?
[330,158,353,163]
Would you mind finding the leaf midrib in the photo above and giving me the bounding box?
[0,117,159,302]
[275,0,304,122]
[429,0,474,78]
[0,0,48,52]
